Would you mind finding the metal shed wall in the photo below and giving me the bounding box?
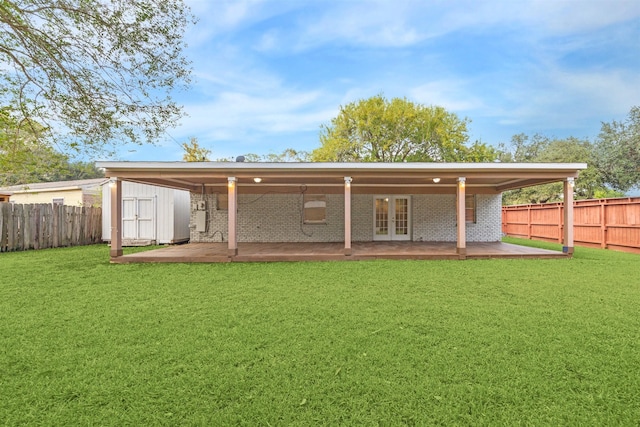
[172,188,191,242]
[102,181,190,244]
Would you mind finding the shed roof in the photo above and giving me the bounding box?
[0,178,108,195]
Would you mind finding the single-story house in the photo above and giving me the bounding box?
[96,161,587,262]
[0,178,107,206]
[101,180,190,245]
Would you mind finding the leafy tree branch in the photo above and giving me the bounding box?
[0,0,195,155]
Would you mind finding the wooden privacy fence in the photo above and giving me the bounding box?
[0,203,102,252]
[502,197,640,254]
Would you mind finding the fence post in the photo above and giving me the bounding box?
[14,204,23,251]
[0,202,11,252]
[52,205,59,248]
[8,203,15,251]
[600,200,607,249]
[47,204,53,248]
[527,205,532,239]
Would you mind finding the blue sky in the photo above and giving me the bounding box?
[116,0,640,161]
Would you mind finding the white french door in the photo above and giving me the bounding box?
[122,197,156,240]
[373,196,411,241]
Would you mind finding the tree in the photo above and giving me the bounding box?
[182,137,211,162]
[0,107,67,185]
[311,95,496,162]
[213,148,309,162]
[1,108,107,184]
[242,148,309,162]
[595,106,640,192]
[49,160,104,181]
[0,0,194,155]
[499,134,623,205]
[496,133,549,163]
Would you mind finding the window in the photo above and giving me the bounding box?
[303,194,326,224]
[52,198,64,206]
[465,194,476,223]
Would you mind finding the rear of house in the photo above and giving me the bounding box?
[97,161,586,262]
[189,192,501,244]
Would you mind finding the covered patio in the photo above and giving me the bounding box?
[97,161,587,263]
[112,241,565,263]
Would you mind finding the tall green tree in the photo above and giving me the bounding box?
[311,95,496,162]
[499,134,622,205]
[595,106,640,192]
[0,0,194,155]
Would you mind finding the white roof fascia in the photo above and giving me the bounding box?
[96,161,588,172]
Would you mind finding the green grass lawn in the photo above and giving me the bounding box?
[1,239,639,426]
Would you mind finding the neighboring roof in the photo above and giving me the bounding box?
[0,178,108,195]
[96,161,587,194]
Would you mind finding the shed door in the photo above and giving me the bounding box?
[373,196,411,241]
[122,197,156,240]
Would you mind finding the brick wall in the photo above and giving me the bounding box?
[190,192,501,243]
[412,194,502,242]
[471,194,503,242]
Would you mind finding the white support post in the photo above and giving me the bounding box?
[227,177,238,257]
[563,177,575,255]
[109,178,123,258]
[456,177,466,259]
[344,177,352,256]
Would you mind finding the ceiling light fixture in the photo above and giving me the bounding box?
[432,178,440,183]
[253,177,262,183]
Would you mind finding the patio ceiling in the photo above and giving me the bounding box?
[96,161,587,195]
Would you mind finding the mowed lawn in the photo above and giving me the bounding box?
[1,238,639,426]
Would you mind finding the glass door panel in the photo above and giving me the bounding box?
[373,196,410,241]
[395,197,409,237]
[374,197,389,239]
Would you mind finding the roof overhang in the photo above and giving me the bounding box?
[0,178,108,195]
[9,186,88,194]
[96,161,587,195]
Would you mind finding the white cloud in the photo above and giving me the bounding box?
[254,29,280,52]
[185,0,299,46]
[410,80,485,112]
[522,0,640,34]
[496,66,640,130]
[177,90,336,141]
[289,2,436,50]
[244,0,640,53]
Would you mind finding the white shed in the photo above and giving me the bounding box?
[102,181,190,245]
